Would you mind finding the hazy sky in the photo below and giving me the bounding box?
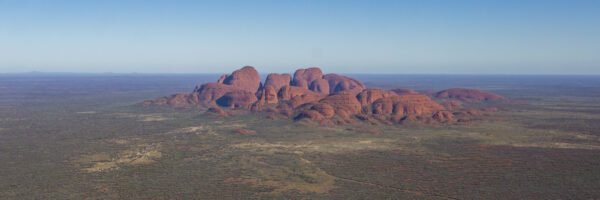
[1,0,599,74]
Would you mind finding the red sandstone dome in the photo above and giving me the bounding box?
[219,66,261,93]
[292,67,324,89]
[323,74,366,95]
[264,73,292,92]
[144,66,504,125]
[357,89,398,106]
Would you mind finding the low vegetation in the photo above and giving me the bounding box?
[1,75,599,199]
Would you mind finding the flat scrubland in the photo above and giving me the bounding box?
[1,75,599,199]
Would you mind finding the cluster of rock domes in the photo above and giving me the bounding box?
[144,66,504,125]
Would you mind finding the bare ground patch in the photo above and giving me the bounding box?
[75,143,163,173]
[138,114,172,122]
[167,125,218,135]
[230,138,399,154]
[511,142,600,150]
[110,113,173,122]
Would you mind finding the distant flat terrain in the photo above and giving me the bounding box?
[1,74,600,199]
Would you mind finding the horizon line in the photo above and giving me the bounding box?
[2,71,600,76]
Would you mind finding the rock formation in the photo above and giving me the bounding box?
[357,89,398,106]
[292,67,324,89]
[206,106,229,117]
[323,74,366,95]
[264,73,292,92]
[215,90,257,109]
[391,88,418,95]
[145,66,504,125]
[220,66,261,93]
[435,88,504,101]
[432,110,455,123]
[441,100,463,110]
[143,93,200,108]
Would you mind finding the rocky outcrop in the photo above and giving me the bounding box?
[292,67,324,89]
[276,85,323,108]
[442,100,463,110]
[368,94,447,123]
[294,94,361,125]
[323,74,366,95]
[309,79,330,95]
[295,109,326,122]
[143,93,199,108]
[278,85,319,101]
[206,106,229,117]
[357,89,398,106]
[216,74,228,84]
[391,88,418,95]
[216,90,258,109]
[432,110,455,123]
[435,88,504,101]
[310,103,336,118]
[371,94,444,115]
[260,85,279,104]
[320,92,362,114]
[221,66,261,93]
[264,73,291,92]
[194,83,235,104]
[145,66,503,125]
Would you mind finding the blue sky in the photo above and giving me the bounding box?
[0,0,599,74]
